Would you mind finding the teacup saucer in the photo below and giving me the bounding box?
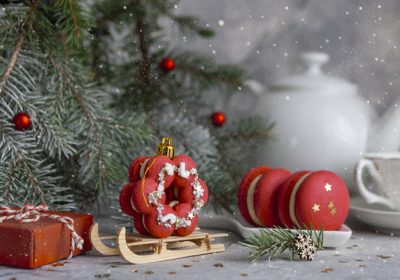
[350,197,400,234]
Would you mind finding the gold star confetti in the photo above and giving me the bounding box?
[312,203,320,213]
[328,201,335,209]
[330,207,337,216]
[324,183,332,192]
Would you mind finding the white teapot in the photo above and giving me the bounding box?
[244,52,400,191]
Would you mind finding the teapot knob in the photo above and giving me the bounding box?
[301,52,330,75]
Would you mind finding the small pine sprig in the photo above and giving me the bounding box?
[239,227,324,262]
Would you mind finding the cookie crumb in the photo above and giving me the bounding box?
[51,263,64,267]
[214,263,224,268]
[183,264,192,268]
[338,259,348,263]
[168,272,176,275]
[94,274,110,278]
[377,255,392,259]
[145,270,154,275]
[321,267,333,273]
[131,269,138,273]
[241,273,249,277]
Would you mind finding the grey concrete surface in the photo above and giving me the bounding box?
[0,217,399,280]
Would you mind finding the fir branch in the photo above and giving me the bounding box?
[135,0,151,84]
[0,0,38,94]
[0,30,24,94]
[53,0,88,47]
[170,50,245,90]
[240,227,324,262]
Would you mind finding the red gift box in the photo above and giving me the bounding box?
[0,207,93,269]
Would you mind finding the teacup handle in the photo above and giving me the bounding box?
[356,158,397,210]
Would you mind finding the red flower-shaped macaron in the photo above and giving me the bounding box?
[120,154,208,238]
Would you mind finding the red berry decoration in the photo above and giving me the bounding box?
[160,57,175,73]
[13,112,32,131]
[212,111,226,127]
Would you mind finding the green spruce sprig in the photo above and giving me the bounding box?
[240,227,324,262]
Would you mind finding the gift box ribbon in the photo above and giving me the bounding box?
[0,204,84,259]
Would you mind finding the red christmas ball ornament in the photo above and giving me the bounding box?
[160,57,175,73]
[212,111,226,127]
[13,112,32,131]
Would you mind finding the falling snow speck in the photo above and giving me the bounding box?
[218,20,224,26]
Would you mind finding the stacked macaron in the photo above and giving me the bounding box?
[119,154,208,238]
[238,166,349,230]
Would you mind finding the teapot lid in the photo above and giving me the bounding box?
[269,52,357,93]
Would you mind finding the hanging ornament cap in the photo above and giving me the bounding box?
[157,137,174,159]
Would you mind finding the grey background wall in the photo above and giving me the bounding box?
[174,0,400,114]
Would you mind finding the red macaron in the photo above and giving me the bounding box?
[253,168,291,227]
[119,183,136,216]
[173,154,197,188]
[237,166,272,226]
[277,171,310,228]
[173,203,199,236]
[278,170,349,230]
[143,205,176,238]
[292,170,349,230]
[128,156,148,182]
[177,178,209,206]
[132,210,149,235]
[131,178,166,214]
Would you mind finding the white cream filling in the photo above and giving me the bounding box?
[131,198,139,212]
[139,158,151,178]
[169,200,179,208]
[246,175,264,227]
[142,215,149,233]
[289,172,312,227]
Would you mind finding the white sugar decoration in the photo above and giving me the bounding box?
[143,160,206,229]
[164,163,175,176]
[177,162,190,178]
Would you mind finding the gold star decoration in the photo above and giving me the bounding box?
[312,203,320,213]
[324,183,332,192]
[330,207,337,216]
[328,201,335,209]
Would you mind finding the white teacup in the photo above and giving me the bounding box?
[355,152,400,210]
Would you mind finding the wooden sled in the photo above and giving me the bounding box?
[90,223,228,264]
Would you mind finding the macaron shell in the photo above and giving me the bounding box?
[237,166,272,226]
[277,171,311,228]
[119,183,136,216]
[173,154,197,187]
[294,170,350,230]
[143,206,176,238]
[254,168,291,227]
[128,156,148,182]
[131,178,166,214]
[173,203,198,236]
[132,211,148,235]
